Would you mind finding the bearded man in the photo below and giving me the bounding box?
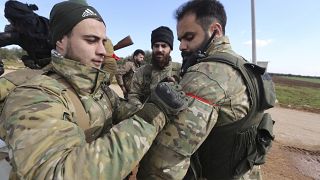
[128,26,181,106]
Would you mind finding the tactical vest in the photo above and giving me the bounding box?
[185,52,276,180]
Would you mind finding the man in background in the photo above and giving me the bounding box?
[102,37,121,85]
[116,49,145,98]
[128,26,181,106]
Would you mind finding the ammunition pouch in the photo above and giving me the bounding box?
[258,71,276,110]
[255,113,275,164]
[233,113,274,177]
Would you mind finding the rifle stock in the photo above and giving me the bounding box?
[113,35,133,51]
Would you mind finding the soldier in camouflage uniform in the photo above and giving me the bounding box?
[138,1,264,179]
[128,26,181,106]
[102,37,120,85]
[0,1,188,179]
[116,49,145,99]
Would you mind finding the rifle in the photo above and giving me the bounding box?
[113,35,133,51]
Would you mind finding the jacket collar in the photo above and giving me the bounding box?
[50,50,107,95]
[206,36,232,56]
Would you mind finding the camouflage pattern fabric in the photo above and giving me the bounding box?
[102,38,118,84]
[115,60,141,93]
[241,165,263,180]
[137,36,251,179]
[128,61,181,106]
[0,51,166,179]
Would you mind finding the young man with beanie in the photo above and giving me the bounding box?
[128,26,181,106]
[116,49,145,98]
[0,1,188,179]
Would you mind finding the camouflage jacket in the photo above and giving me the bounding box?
[128,61,181,106]
[138,36,250,179]
[0,52,165,179]
[115,60,141,91]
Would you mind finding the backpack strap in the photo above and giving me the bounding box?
[49,74,103,143]
[49,74,90,132]
[200,52,265,112]
[4,69,44,85]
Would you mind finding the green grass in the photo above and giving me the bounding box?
[275,85,320,110]
[280,76,320,84]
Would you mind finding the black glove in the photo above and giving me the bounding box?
[149,82,189,116]
[135,82,188,131]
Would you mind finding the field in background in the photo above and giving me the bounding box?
[272,75,320,113]
[283,76,320,84]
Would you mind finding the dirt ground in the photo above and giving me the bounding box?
[261,107,320,180]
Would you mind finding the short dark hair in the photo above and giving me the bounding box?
[133,49,145,57]
[175,0,227,35]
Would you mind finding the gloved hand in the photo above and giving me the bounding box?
[135,82,188,131]
[149,82,189,116]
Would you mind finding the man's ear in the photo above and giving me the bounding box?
[209,22,223,38]
[55,37,67,54]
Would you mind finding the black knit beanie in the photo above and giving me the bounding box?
[49,1,104,45]
[151,26,174,50]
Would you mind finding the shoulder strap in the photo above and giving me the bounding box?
[49,74,90,131]
[4,69,44,85]
[200,52,265,113]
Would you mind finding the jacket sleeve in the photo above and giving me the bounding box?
[127,67,145,106]
[115,62,132,86]
[106,86,142,123]
[1,85,164,179]
[138,62,249,179]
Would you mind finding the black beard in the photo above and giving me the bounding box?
[180,34,211,77]
[152,53,171,69]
